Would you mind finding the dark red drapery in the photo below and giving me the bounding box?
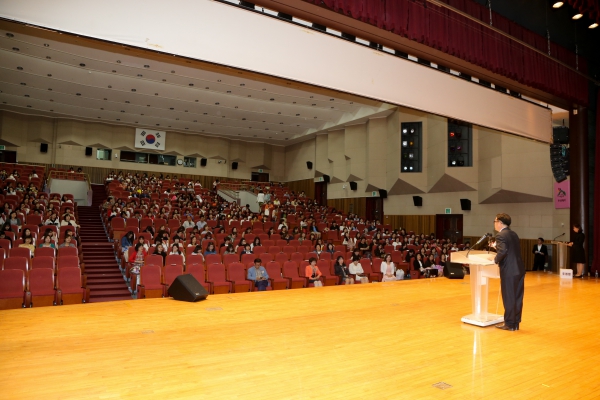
[592,88,600,275]
[303,0,589,105]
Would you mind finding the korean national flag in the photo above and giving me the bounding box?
[135,128,166,151]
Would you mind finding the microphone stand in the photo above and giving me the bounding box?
[466,233,489,258]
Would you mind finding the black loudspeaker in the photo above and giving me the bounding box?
[40,143,48,153]
[443,262,465,279]
[379,189,388,199]
[349,181,357,191]
[200,158,207,167]
[460,199,471,211]
[552,126,569,144]
[306,161,313,170]
[232,162,238,170]
[168,274,209,302]
[322,174,330,183]
[413,196,423,207]
[85,147,93,156]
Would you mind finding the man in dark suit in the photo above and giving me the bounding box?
[532,237,548,271]
[491,213,525,331]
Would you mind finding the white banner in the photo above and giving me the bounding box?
[135,128,166,150]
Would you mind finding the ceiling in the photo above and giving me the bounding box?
[0,20,390,146]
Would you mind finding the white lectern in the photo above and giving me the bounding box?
[551,241,569,271]
[451,250,504,327]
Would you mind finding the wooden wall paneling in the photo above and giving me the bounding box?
[327,197,366,218]
[384,215,436,235]
[286,179,315,200]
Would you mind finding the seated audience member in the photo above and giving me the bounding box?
[152,243,167,263]
[413,253,425,275]
[349,256,369,283]
[204,243,217,256]
[38,235,56,250]
[325,243,335,256]
[334,256,354,285]
[61,214,79,228]
[241,244,253,255]
[358,238,371,258]
[247,258,270,291]
[8,211,22,229]
[121,231,134,252]
[380,254,399,282]
[19,235,36,255]
[129,243,147,276]
[45,212,60,226]
[305,257,323,287]
[59,235,76,248]
[190,245,205,259]
[169,243,184,262]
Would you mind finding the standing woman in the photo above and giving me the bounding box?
[568,224,586,278]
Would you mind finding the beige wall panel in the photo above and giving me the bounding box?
[385,111,400,189]
[366,118,387,190]
[229,140,247,163]
[269,146,285,182]
[327,130,345,182]
[344,124,367,182]
[315,134,330,176]
[425,114,447,189]
[284,139,315,182]
[0,111,27,147]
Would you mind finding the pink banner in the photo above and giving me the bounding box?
[554,180,570,209]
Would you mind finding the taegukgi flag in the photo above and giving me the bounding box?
[135,128,166,150]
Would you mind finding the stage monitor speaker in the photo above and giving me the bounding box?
[349,181,357,191]
[40,143,48,153]
[306,161,313,170]
[85,147,93,156]
[552,126,569,144]
[200,158,207,167]
[379,189,388,199]
[443,262,465,279]
[232,162,238,170]
[322,174,330,183]
[460,199,471,211]
[413,196,423,207]
[168,274,209,302]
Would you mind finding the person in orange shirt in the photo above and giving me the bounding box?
[304,257,323,287]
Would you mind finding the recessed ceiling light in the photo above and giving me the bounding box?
[12,47,19,51]
[24,94,29,97]
[215,102,220,105]
[296,114,300,116]
[48,88,52,91]
[293,102,296,104]
[144,65,150,68]
[270,98,274,101]
[117,60,121,63]
[131,89,136,92]
[17,66,23,70]
[156,124,160,126]
[552,1,563,8]
[176,118,179,120]
[137,74,143,77]
[6,33,14,37]
[240,83,245,86]
[120,110,125,112]
[195,100,199,102]
[572,13,583,20]
[312,104,316,106]
[185,127,188,129]
[171,70,175,73]
[125,101,130,103]
[46,56,51,60]
[162,79,166,82]
[108,85,112,88]
[155,93,158,95]
[218,80,221,82]
[280,122,283,124]
[330,98,334,101]
[20,82,26,85]
[204,113,208,115]
[189,83,194,86]
[227,91,231,93]
[194,120,197,122]
[104,98,107,100]
[116,118,120,121]
[80,63,86,67]
[590,22,599,29]
[170,107,174,110]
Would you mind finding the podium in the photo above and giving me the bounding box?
[551,241,569,271]
[451,250,504,327]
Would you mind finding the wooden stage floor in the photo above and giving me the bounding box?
[1,273,599,399]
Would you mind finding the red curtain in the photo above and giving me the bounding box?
[593,88,600,275]
[303,0,589,105]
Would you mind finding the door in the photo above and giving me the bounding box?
[251,172,270,182]
[365,197,384,222]
[0,150,17,163]
[435,214,464,244]
[314,182,327,206]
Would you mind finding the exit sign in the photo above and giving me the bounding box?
[372,191,378,197]
[0,145,5,150]
[258,169,263,173]
[445,208,452,214]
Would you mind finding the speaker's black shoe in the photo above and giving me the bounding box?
[515,324,520,331]
[495,324,516,331]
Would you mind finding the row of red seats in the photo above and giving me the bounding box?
[0,267,89,308]
[2,255,82,275]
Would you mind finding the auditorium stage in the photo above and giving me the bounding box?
[1,273,599,399]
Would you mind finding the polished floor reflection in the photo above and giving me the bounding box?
[1,273,598,399]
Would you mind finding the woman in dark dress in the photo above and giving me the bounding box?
[568,224,585,278]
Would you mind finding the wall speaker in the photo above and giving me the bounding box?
[168,275,209,302]
[40,143,48,153]
[552,126,569,144]
[460,199,471,211]
[85,147,93,156]
[232,162,238,170]
[349,181,357,191]
[200,158,207,167]
[322,174,330,183]
[413,196,423,207]
[306,161,313,170]
[379,189,388,199]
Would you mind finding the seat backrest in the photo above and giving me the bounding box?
[276,240,288,248]
[186,263,206,283]
[163,264,183,287]
[140,218,153,231]
[227,262,246,281]
[57,256,79,270]
[297,245,309,254]
[186,254,205,267]
[36,247,56,258]
[290,252,304,263]
[260,253,274,264]
[125,218,139,228]
[319,252,332,261]
[141,264,162,285]
[268,246,280,254]
[241,253,255,267]
[165,254,184,267]
[10,247,32,260]
[145,254,164,266]
[317,260,332,275]
[258,233,269,242]
[58,247,78,258]
[207,263,227,281]
[111,218,125,229]
[205,253,222,266]
[360,259,373,274]
[57,267,82,290]
[29,268,55,294]
[4,257,29,273]
[222,253,240,267]
[283,245,296,254]
[265,262,282,278]
[282,261,299,278]
[0,269,26,297]
[32,256,56,271]
[253,246,266,255]
[275,253,290,264]
[0,238,11,251]
[372,258,383,270]
[26,214,43,226]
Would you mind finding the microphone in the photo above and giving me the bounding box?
[466,233,491,258]
[553,233,565,241]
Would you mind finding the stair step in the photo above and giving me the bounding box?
[86,277,124,283]
[89,296,132,303]
[85,269,121,274]
[89,288,132,296]
[88,284,129,290]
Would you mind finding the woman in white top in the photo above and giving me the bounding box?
[60,214,79,228]
[349,257,369,283]
[380,254,398,282]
